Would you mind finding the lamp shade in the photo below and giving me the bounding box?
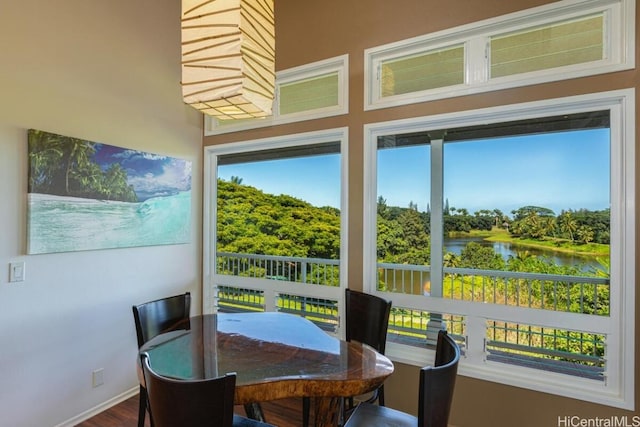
[181,0,275,119]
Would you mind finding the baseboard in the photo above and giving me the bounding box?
[54,386,139,427]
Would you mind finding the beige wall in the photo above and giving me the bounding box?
[0,1,202,425]
[204,0,640,425]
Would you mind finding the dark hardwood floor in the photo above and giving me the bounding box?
[77,393,303,427]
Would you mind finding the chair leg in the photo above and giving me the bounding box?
[302,397,310,427]
[347,396,354,410]
[138,385,147,427]
[244,402,267,423]
[338,397,346,427]
[378,384,385,406]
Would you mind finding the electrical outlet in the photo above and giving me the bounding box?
[92,368,104,388]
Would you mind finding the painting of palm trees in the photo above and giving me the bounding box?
[27,129,192,254]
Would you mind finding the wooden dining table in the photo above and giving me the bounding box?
[139,311,394,427]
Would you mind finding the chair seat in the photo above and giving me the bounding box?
[345,402,417,427]
[233,414,274,427]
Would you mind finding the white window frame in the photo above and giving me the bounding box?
[364,0,634,111]
[363,89,635,409]
[204,55,349,136]
[203,127,350,336]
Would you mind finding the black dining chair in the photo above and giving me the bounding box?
[132,292,191,427]
[303,288,392,427]
[140,353,275,427]
[343,330,460,427]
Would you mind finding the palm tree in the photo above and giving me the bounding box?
[28,130,66,193]
[492,208,504,228]
[576,225,594,244]
[103,164,129,201]
[64,139,96,195]
[559,211,578,242]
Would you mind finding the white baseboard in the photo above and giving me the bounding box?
[55,386,139,427]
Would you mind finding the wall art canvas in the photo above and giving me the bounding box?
[27,129,192,254]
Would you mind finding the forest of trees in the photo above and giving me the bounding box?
[216,178,341,259]
[376,196,609,275]
[28,129,138,202]
[217,180,609,278]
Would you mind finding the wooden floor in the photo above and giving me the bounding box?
[77,393,303,427]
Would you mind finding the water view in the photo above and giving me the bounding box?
[444,236,603,271]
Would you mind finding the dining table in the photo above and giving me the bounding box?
[139,311,394,427]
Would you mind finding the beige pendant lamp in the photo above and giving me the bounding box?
[181,0,275,120]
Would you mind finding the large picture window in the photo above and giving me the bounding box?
[363,90,634,409]
[203,128,349,333]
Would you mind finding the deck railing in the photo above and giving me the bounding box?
[214,252,608,380]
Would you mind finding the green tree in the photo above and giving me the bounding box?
[559,211,578,242]
[576,225,594,244]
[377,196,390,219]
[459,242,505,270]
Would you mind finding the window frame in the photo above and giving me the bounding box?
[364,0,634,111]
[204,55,349,136]
[362,89,635,409]
[203,127,350,335]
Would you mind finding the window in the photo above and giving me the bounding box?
[363,90,634,409]
[205,55,348,135]
[489,14,604,78]
[203,128,349,334]
[365,0,634,110]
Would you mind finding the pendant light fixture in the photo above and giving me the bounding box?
[181,0,275,120]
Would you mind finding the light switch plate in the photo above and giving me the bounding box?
[9,262,25,282]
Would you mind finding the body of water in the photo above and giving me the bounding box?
[27,191,191,254]
[444,236,605,271]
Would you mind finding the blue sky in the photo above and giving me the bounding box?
[219,155,342,208]
[93,144,192,200]
[218,128,610,217]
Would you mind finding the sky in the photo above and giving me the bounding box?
[218,128,610,217]
[219,155,342,208]
[93,144,192,200]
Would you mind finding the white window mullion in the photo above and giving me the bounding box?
[465,314,487,364]
[429,137,444,297]
[466,37,489,84]
[203,152,218,315]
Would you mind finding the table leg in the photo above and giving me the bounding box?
[312,397,343,427]
[244,402,267,423]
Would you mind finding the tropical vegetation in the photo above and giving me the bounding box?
[216,180,609,369]
[28,129,138,202]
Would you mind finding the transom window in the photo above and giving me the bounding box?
[205,55,348,135]
[365,0,634,110]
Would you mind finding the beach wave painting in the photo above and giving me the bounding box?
[27,129,192,254]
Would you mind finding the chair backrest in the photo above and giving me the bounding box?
[345,288,392,354]
[418,330,460,427]
[132,292,191,348]
[141,353,236,427]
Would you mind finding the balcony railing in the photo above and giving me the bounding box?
[378,263,610,315]
[216,251,340,285]
[213,252,608,381]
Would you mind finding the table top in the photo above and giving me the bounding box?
[140,312,394,404]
